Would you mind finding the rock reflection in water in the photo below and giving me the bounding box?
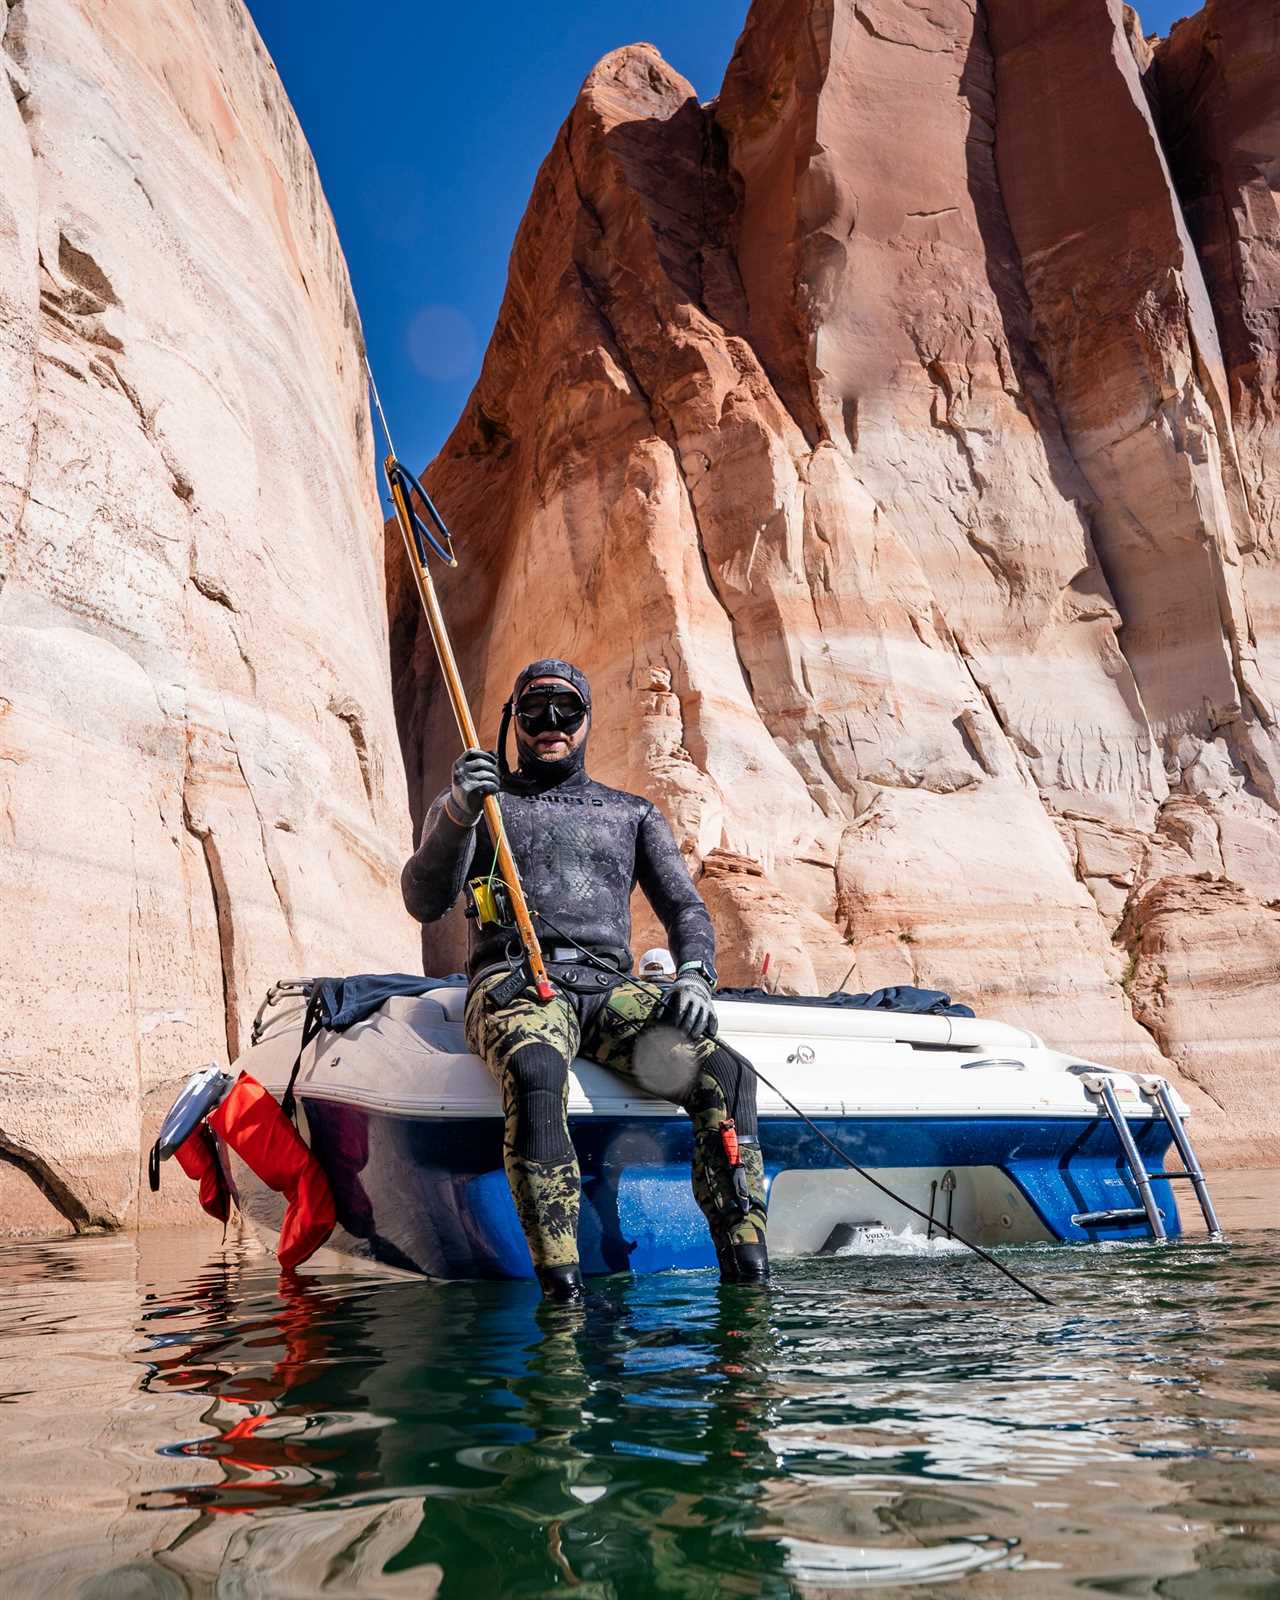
[0,1226,1277,1595]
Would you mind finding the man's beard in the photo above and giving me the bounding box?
[513,728,588,788]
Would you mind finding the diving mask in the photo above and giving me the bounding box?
[514,688,588,736]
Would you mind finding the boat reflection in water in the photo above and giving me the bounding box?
[130,1261,794,1589]
[124,1248,1035,1593]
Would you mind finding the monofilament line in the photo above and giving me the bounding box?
[364,354,397,461]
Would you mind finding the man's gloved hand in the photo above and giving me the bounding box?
[447,748,500,826]
[663,971,718,1041]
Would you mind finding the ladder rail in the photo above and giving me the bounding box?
[1145,1080,1223,1240]
[1096,1078,1168,1240]
[1071,1207,1147,1227]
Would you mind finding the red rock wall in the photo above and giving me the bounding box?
[392,0,1280,1163]
[0,0,416,1234]
[1153,0,1280,699]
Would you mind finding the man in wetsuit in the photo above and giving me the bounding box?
[401,658,768,1301]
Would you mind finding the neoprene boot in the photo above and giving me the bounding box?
[537,1263,585,1303]
[715,1236,770,1286]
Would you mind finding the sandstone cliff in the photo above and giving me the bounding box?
[394,0,1280,1164]
[0,0,415,1232]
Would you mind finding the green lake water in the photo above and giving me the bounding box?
[2,1225,1278,1597]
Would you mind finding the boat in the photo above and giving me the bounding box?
[202,978,1214,1280]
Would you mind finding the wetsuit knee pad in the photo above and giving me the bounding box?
[702,1045,759,1140]
[505,1043,573,1164]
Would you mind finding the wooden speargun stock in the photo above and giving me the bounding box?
[368,360,554,1003]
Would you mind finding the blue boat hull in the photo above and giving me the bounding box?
[296,1100,1182,1279]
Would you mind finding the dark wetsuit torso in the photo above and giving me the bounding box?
[401,764,716,979]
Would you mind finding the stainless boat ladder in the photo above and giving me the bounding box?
[1072,1074,1223,1241]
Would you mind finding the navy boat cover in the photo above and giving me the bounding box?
[310,972,464,1031]
[304,974,972,1030]
[714,984,974,1018]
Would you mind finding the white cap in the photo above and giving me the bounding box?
[638,946,676,977]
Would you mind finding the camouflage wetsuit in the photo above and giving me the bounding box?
[461,967,766,1272]
[400,678,767,1278]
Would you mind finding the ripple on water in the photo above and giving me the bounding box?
[0,1228,1276,1596]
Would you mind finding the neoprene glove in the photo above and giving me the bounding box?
[448,748,500,826]
[664,972,718,1041]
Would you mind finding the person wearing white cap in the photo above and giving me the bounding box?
[637,948,676,980]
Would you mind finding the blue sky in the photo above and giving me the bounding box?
[245,1,1196,483]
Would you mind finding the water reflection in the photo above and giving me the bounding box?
[0,1231,1277,1595]
[133,1266,801,1592]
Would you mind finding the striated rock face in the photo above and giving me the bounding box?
[1153,0,1280,705]
[0,0,415,1231]
[395,0,1280,1164]
[986,0,1280,1156]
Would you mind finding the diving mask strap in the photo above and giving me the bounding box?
[497,698,514,783]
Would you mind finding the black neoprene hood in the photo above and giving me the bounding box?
[513,658,591,708]
[504,659,593,788]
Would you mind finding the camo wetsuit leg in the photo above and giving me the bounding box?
[465,972,582,1270]
[582,981,768,1255]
